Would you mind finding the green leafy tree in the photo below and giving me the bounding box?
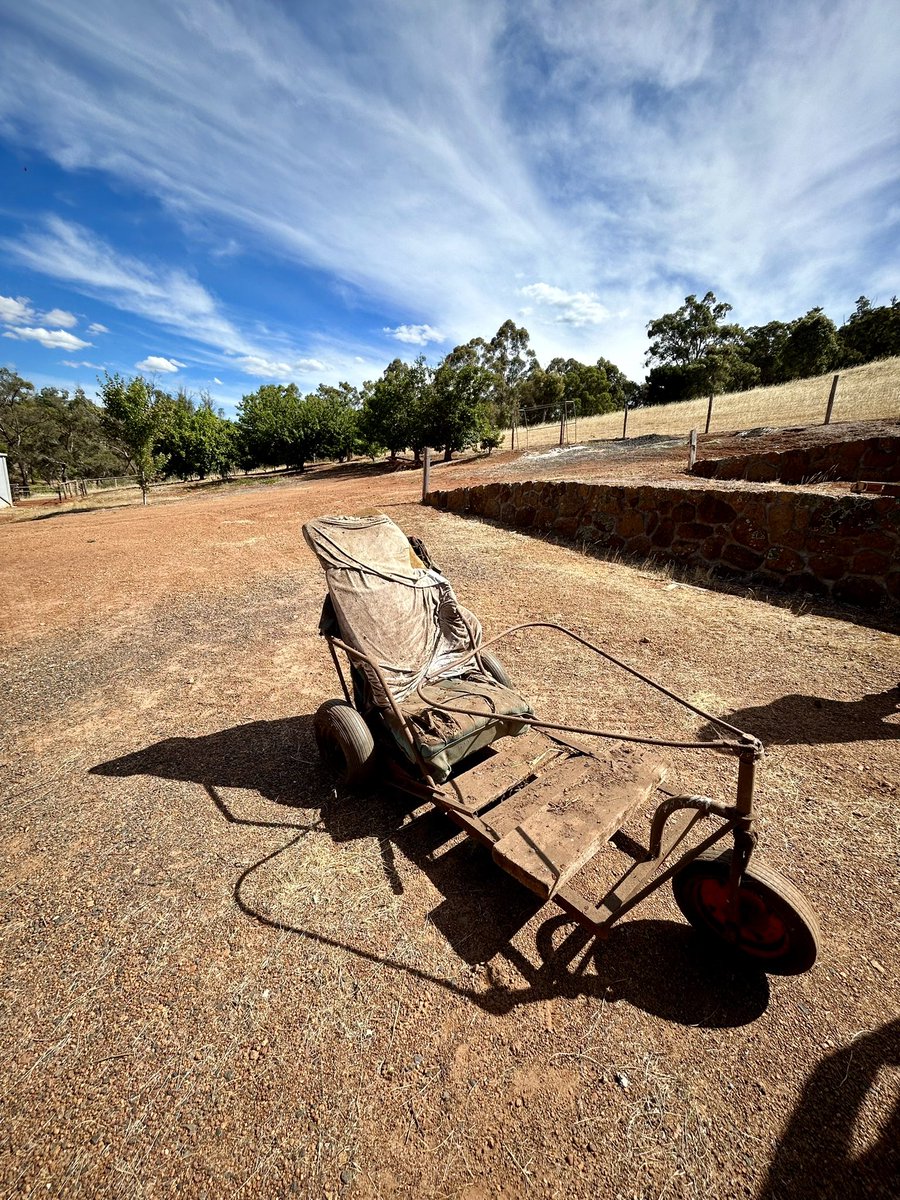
[515,367,565,422]
[596,357,640,410]
[99,373,168,503]
[545,359,616,417]
[0,368,41,487]
[484,320,538,429]
[839,296,900,364]
[741,321,792,386]
[780,308,841,380]
[311,382,361,461]
[425,344,494,461]
[359,357,430,464]
[236,383,322,471]
[157,391,236,480]
[645,292,747,404]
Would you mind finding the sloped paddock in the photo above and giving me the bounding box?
[425,480,900,609]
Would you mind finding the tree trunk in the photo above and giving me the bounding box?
[443,445,453,462]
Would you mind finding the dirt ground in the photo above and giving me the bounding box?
[1,456,898,1199]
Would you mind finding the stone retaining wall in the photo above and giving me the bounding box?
[425,480,900,609]
[692,434,900,485]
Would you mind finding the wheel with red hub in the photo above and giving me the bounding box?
[672,848,820,975]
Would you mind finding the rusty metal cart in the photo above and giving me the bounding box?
[304,514,820,976]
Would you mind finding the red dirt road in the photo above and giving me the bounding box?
[1,463,897,1198]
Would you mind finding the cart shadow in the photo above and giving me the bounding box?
[91,715,769,1028]
[756,1018,899,1200]
[706,685,900,746]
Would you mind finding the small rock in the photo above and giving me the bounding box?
[614,1071,630,1090]
[871,959,885,974]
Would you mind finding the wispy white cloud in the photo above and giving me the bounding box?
[0,295,36,325]
[5,216,245,353]
[43,307,78,328]
[0,1,897,378]
[87,321,109,334]
[383,323,444,346]
[2,216,344,383]
[234,353,326,379]
[61,359,103,369]
[3,325,91,351]
[136,355,184,373]
[213,376,223,385]
[520,283,608,327]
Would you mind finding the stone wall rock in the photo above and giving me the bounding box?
[692,434,900,485]
[425,481,899,609]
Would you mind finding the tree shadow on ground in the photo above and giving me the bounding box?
[756,1018,899,1200]
[704,685,900,747]
[91,716,769,1027]
[26,505,118,521]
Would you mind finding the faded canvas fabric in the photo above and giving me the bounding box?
[302,514,484,705]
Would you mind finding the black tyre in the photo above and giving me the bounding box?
[672,848,820,975]
[314,700,376,788]
[479,651,512,687]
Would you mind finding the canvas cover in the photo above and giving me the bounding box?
[302,513,485,705]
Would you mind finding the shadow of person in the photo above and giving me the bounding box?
[91,717,769,1027]
[757,1018,899,1200]
[701,686,900,747]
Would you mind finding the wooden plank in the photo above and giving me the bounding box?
[441,730,563,814]
[492,746,667,900]
[481,753,597,839]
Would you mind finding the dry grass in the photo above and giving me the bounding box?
[513,356,900,450]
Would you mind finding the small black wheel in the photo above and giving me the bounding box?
[672,848,820,975]
[314,700,376,788]
[479,651,512,687]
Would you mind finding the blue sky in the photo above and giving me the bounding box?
[1,0,898,414]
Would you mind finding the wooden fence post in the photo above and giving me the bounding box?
[824,374,839,424]
[688,429,698,471]
[622,404,629,440]
[421,446,431,502]
[705,394,714,434]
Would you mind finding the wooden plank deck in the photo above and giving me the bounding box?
[491,745,667,900]
[440,730,564,814]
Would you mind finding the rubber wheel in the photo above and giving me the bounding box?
[314,700,376,788]
[479,651,512,687]
[672,848,820,975]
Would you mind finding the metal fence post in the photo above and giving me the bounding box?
[421,446,431,502]
[705,394,714,434]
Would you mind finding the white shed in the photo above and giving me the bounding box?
[0,453,12,507]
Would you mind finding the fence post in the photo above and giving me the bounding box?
[688,429,698,471]
[705,394,714,434]
[421,446,431,502]
[622,404,629,440]
[824,374,839,424]
[558,405,566,447]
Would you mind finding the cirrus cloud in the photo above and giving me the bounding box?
[3,325,90,351]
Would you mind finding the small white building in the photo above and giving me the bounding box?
[0,453,12,507]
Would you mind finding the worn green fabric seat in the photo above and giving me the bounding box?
[396,674,532,783]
